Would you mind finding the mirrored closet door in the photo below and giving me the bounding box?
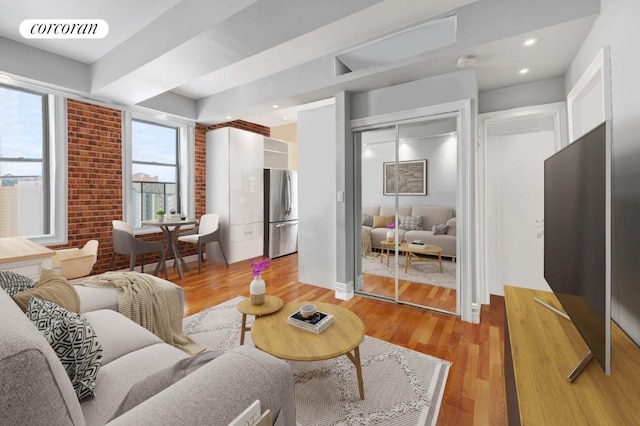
[355,116,459,314]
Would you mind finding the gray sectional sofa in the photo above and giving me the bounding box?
[0,275,296,426]
[363,205,456,258]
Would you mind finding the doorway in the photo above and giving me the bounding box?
[354,116,459,314]
[478,103,567,303]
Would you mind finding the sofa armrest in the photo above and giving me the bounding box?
[106,345,296,426]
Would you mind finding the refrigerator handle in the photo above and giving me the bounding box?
[285,172,292,215]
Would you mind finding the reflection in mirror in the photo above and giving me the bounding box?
[357,117,458,314]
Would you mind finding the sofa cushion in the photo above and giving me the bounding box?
[372,215,395,229]
[81,343,189,426]
[13,269,80,313]
[362,213,374,227]
[380,205,411,217]
[399,215,423,230]
[362,206,380,216]
[411,206,453,230]
[27,296,103,401]
[432,224,449,235]
[0,270,35,296]
[0,288,85,425]
[110,350,220,420]
[82,309,163,365]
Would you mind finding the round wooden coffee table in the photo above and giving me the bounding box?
[399,242,443,273]
[251,301,367,399]
[237,295,284,345]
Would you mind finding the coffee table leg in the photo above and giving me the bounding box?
[345,345,365,400]
[354,345,365,400]
[240,313,248,345]
[438,254,443,272]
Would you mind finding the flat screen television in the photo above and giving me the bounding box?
[543,120,611,379]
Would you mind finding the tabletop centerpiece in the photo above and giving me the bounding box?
[386,221,395,242]
[249,257,271,305]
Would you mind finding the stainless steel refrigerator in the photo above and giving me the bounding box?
[264,169,298,258]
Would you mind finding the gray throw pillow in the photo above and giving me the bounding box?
[27,296,103,401]
[362,214,373,227]
[399,215,423,230]
[432,224,449,235]
[0,270,35,296]
[110,350,220,420]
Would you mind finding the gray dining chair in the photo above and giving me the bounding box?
[178,213,227,274]
[108,220,167,279]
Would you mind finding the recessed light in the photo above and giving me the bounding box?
[518,68,530,75]
[225,116,232,120]
[523,38,538,47]
[272,104,279,109]
[282,117,288,121]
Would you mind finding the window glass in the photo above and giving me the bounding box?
[0,86,48,238]
[131,120,179,228]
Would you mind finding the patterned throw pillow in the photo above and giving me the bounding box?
[0,270,35,296]
[362,214,374,227]
[399,215,423,230]
[27,296,103,401]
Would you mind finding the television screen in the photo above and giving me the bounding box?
[544,121,611,375]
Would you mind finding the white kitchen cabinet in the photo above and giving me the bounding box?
[206,127,264,264]
[264,137,290,169]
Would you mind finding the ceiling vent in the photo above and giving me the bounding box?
[335,14,457,76]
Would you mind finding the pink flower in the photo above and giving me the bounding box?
[386,222,395,229]
[250,257,271,277]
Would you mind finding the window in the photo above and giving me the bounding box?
[0,84,66,243]
[131,120,179,228]
[123,113,194,231]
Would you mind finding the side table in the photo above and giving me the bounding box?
[237,295,284,345]
[379,240,396,266]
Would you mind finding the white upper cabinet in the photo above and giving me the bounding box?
[264,137,290,169]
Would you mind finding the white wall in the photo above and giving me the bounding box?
[297,104,337,289]
[478,77,566,114]
[565,0,640,345]
[361,135,457,210]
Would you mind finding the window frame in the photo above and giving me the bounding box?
[0,82,67,245]
[122,111,195,234]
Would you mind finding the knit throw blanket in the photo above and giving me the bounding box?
[362,227,379,259]
[80,272,204,356]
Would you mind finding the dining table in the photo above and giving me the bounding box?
[141,216,197,280]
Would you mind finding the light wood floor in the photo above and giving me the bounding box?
[166,253,507,426]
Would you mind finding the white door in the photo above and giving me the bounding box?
[480,104,567,300]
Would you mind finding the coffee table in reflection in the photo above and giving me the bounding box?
[251,301,367,400]
[237,295,284,345]
[399,242,443,273]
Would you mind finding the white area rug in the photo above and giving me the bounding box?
[183,297,451,426]
[361,255,457,289]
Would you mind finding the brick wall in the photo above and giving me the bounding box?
[50,102,269,276]
[205,119,270,137]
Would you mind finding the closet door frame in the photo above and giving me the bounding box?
[351,99,473,322]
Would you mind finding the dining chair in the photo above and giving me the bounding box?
[52,240,99,279]
[108,220,167,279]
[178,213,228,274]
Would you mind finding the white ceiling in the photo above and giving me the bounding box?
[0,0,600,127]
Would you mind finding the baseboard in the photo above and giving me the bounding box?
[335,280,354,300]
[111,254,200,276]
[471,302,481,324]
